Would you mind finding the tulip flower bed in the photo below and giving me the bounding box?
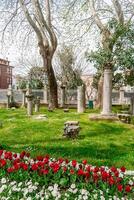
[0,150,134,200]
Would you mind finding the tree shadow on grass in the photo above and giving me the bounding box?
[4,142,134,169]
[81,122,129,137]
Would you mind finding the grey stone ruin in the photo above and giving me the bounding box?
[130,97,134,115]
[101,68,112,115]
[124,89,134,115]
[6,85,14,109]
[119,88,125,105]
[43,85,48,104]
[7,91,10,109]
[60,85,66,108]
[77,85,86,113]
[34,96,40,112]
[25,86,34,116]
[21,89,27,108]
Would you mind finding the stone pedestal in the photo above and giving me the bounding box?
[7,95,10,109]
[21,89,27,108]
[7,85,14,105]
[43,85,48,104]
[130,97,134,115]
[77,85,86,113]
[35,97,40,112]
[60,85,66,108]
[26,88,34,116]
[101,69,112,115]
[119,88,125,105]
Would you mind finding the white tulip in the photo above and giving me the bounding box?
[71,183,76,189]
[1,178,6,184]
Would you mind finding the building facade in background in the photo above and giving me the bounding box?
[0,58,13,89]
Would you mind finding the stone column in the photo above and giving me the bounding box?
[21,89,27,108]
[26,88,34,116]
[130,97,134,115]
[43,85,48,104]
[35,96,40,112]
[101,68,112,115]
[8,85,14,104]
[7,85,13,108]
[119,88,125,105]
[6,94,10,109]
[60,85,66,108]
[77,85,86,113]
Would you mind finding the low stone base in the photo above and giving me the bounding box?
[89,114,119,122]
[32,114,48,121]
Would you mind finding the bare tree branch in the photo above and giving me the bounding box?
[112,0,124,24]
[89,0,105,31]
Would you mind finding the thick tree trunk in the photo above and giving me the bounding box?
[47,64,58,108]
[39,43,58,109]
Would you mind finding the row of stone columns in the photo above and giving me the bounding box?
[23,85,86,115]
[7,83,134,116]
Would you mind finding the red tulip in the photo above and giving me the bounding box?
[0,150,3,156]
[31,163,38,171]
[117,184,123,192]
[41,169,49,175]
[120,166,126,173]
[13,153,17,158]
[63,167,67,172]
[114,170,119,177]
[77,169,84,176]
[110,166,117,173]
[125,185,131,192]
[0,159,6,167]
[22,163,28,171]
[109,177,115,185]
[72,160,77,167]
[7,167,14,173]
[82,160,87,165]
[70,169,75,174]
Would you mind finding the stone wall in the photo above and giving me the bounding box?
[0,88,131,106]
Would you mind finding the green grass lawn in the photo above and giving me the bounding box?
[0,107,134,169]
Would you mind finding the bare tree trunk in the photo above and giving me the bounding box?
[47,64,58,108]
[19,0,58,109]
[42,55,58,108]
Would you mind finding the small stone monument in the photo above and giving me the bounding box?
[124,89,134,115]
[7,91,11,109]
[6,85,13,109]
[119,88,125,105]
[130,97,134,115]
[77,85,86,113]
[60,85,66,108]
[64,108,69,112]
[43,85,48,104]
[21,89,27,108]
[26,87,34,116]
[63,121,80,139]
[34,96,40,112]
